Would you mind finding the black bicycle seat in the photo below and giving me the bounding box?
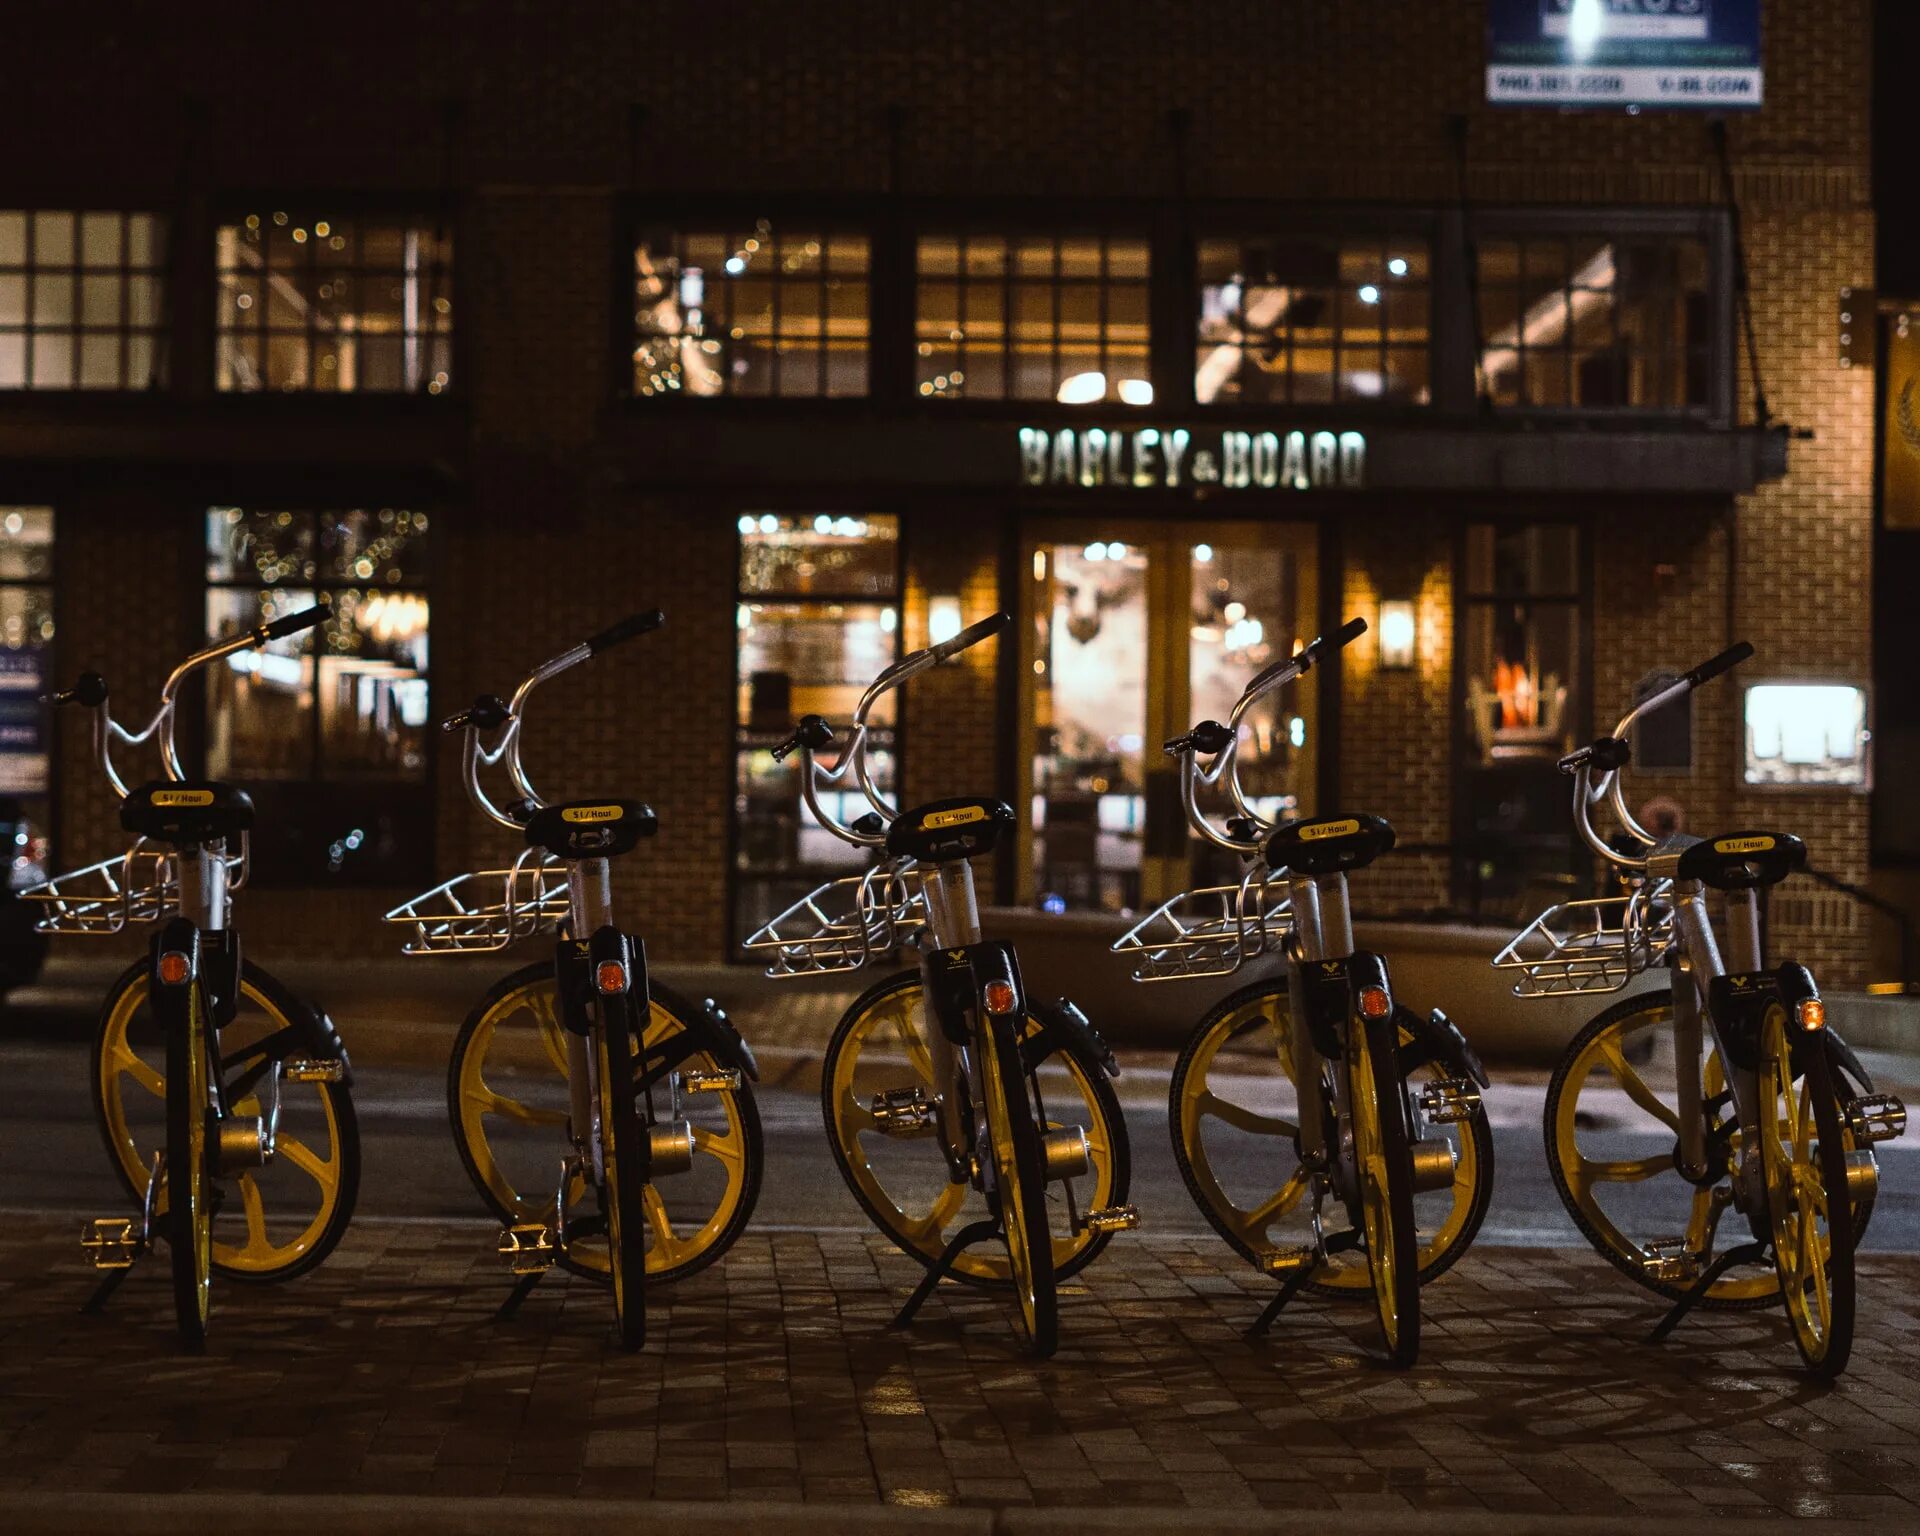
[885,797,1015,863]
[1676,831,1806,890]
[524,799,657,860]
[119,780,254,845]
[1263,812,1396,877]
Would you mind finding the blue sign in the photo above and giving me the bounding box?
[0,647,47,794]
[1488,0,1763,109]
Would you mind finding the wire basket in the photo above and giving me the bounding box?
[743,863,927,978]
[20,839,251,936]
[386,848,571,955]
[1493,880,1675,998]
[1111,869,1292,982]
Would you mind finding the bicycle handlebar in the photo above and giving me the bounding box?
[451,612,664,829]
[930,611,1010,664]
[258,604,328,644]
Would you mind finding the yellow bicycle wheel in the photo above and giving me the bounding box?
[980,1017,1057,1357]
[1348,1014,1419,1367]
[448,963,761,1282]
[1169,982,1489,1296]
[164,974,212,1350]
[821,969,1128,1285]
[1757,1009,1855,1377]
[93,960,358,1283]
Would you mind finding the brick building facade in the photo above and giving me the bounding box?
[4,1,1881,980]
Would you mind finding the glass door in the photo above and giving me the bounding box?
[1018,520,1318,916]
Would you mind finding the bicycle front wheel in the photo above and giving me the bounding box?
[595,999,649,1351]
[1349,1015,1419,1368]
[164,978,213,1351]
[981,1019,1058,1358]
[1758,1011,1855,1378]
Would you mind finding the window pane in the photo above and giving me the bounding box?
[205,585,318,782]
[738,512,898,598]
[0,507,55,887]
[208,508,317,584]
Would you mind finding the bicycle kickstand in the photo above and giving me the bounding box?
[1647,1238,1770,1344]
[1246,1228,1361,1339]
[891,1215,1004,1330]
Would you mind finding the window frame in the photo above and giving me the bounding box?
[209,192,458,399]
[0,505,57,884]
[0,207,170,394]
[726,503,905,955]
[1470,206,1735,427]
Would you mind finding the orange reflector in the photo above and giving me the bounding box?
[1358,985,1392,1021]
[983,980,1017,1015]
[595,961,627,995]
[157,951,191,987]
[1797,998,1827,1031]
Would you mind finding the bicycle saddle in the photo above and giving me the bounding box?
[885,797,1016,863]
[1264,812,1396,877]
[119,780,254,844]
[524,798,657,860]
[1675,830,1806,890]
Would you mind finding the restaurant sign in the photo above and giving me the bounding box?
[1017,426,1366,492]
[1487,0,1762,110]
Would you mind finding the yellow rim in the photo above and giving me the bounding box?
[454,977,751,1276]
[1176,994,1479,1287]
[181,983,211,1325]
[980,1028,1040,1339]
[1758,1009,1838,1360]
[101,974,345,1277]
[1551,1001,1779,1303]
[1347,1020,1399,1352]
[826,981,1116,1282]
[595,1025,631,1326]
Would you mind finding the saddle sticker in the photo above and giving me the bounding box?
[561,805,624,823]
[1713,835,1775,854]
[151,789,215,807]
[1300,818,1361,841]
[923,805,989,830]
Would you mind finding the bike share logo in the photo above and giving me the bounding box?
[151,788,214,807]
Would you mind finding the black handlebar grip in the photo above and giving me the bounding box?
[442,693,511,734]
[771,713,836,762]
[1683,640,1754,690]
[1297,615,1368,671]
[52,670,109,708]
[258,603,329,643]
[586,609,665,655]
[1164,719,1234,757]
[931,610,1012,662]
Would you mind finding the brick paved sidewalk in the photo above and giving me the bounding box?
[2,1218,1917,1528]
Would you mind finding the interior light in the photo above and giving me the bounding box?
[1568,0,1604,58]
[1193,543,1213,564]
[1056,370,1107,405]
[757,513,778,533]
[737,515,756,535]
[1388,257,1409,277]
[879,607,897,634]
[724,255,746,275]
[928,595,964,646]
[1085,542,1109,563]
[814,514,832,533]
[1117,378,1154,406]
[1224,601,1246,623]
[1358,284,1380,305]
[1379,600,1417,670]
[1108,542,1127,560]
[1033,549,1048,582]
[1289,716,1306,749]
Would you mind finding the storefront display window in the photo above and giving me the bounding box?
[0,508,54,887]
[1196,236,1430,406]
[1478,233,1710,412]
[204,506,431,883]
[0,211,166,389]
[215,211,452,393]
[1459,521,1583,920]
[916,232,1150,404]
[734,514,899,944]
[1744,683,1869,789]
[635,224,870,398]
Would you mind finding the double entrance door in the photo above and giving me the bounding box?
[1015,519,1320,915]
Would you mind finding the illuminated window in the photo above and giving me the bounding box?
[0,508,55,888]
[215,212,452,393]
[916,232,1150,404]
[0,211,166,389]
[1744,683,1869,789]
[1462,523,1581,766]
[634,224,870,398]
[205,507,431,883]
[733,514,899,945]
[1478,234,1710,411]
[1196,237,1429,405]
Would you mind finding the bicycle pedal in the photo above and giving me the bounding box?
[498,1223,556,1274]
[682,1068,741,1094]
[81,1217,144,1269]
[1846,1093,1907,1144]
[284,1057,346,1084]
[1639,1238,1701,1283]
[869,1086,937,1137]
[1419,1077,1482,1125]
[1083,1204,1140,1235]
[1258,1245,1317,1275]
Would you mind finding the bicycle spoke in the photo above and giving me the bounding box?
[469,1080,567,1128]
[1595,1037,1681,1134]
[1236,1166,1310,1239]
[1568,1151,1675,1195]
[884,1001,938,1088]
[108,1039,166,1101]
[276,1134,338,1197]
[234,1173,275,1263]
[1196,1088,1295,1138]
[691,1124,743,1174]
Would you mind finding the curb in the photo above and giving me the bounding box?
[0,1491,1863,1535]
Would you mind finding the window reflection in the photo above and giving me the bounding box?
[635,224,870,398]
[1478,235,1709,411]
[215,212,452,394]
[1197,237,1429,406]
[916,233,1150,404]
